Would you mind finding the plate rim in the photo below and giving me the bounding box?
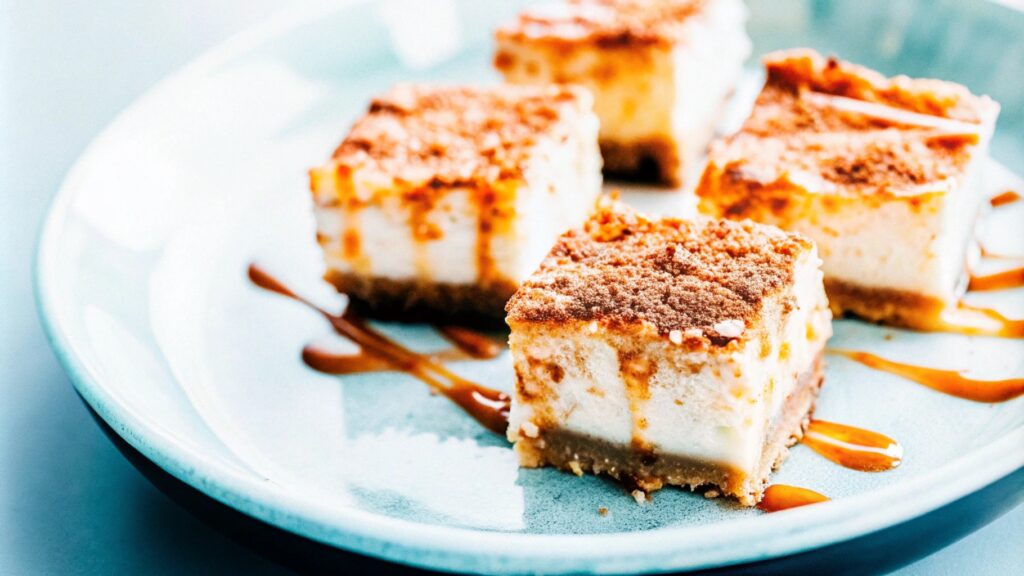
[33,1,1024,573]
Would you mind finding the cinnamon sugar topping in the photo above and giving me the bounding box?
[763,49,996,123]
[331,84,587,187]
[496,0,707,47]
[713,130,976,195]
[704,49,998,197]
[505,201,812,345]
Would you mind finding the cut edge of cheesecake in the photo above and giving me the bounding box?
[514,352,824,506]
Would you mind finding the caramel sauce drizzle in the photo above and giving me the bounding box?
[618,353,656,462]
[934,302,1024,339]
[803,420,902,472]
[301,345,473,374]
[335,172,370,275]
[435,325,504,360]
[300,325,502,375]
[302,346,391,374]
[342,225,364,269]
[968,266,1024,291]
[990,190,1022,208]
[248,264,511,434]
[407,189,443,279]
[758,485,830,513]
[831,349,1024,403]
[476,188,498,288]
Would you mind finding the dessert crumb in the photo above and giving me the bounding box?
[631,489,648,505]
[704,489,721,499]
[569,460,584,477]
[598,507,609,517]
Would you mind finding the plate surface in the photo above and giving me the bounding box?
[37,0,1024,574]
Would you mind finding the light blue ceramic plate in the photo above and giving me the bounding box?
[36,1,1024,574]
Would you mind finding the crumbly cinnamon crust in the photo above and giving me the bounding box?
[325,270,516,325]
[515,352,824,506]
[330,84,588,188]
[823,278,948,329]
[699,49,996,200]
[599,138,682,186]
[505,201,812,345]
[495,0,707,48]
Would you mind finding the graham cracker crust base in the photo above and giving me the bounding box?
[324,270,516,326]
[514,352,825,506]
[600,138,682,187]
[824,278,948,330]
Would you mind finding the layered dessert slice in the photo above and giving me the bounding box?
[494,0,750,187]
[309,84,602,323]
[696,49,1000,329]
[505,201,832,505]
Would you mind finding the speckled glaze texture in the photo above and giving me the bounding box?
[36,0,1024,574]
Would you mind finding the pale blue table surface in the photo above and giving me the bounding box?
[1,1,1021,574]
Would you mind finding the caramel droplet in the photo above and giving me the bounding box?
[990,190,1022,207]
[803,420,902,472]
[758,485,830,513]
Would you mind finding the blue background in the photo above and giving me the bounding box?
[1,1,1021,573]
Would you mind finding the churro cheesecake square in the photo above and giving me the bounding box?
[504,201,832,506]
[309,84,602,323]
[696,49,1000,329]
[494,0,750,187]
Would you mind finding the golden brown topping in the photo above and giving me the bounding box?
[763,49,998,123]
[702,50,996,198]
[712,129,975,196]
[331,84,588,186]
[496,0,707,47]
[505,201,812,345]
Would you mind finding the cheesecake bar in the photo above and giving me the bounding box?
[494,0,750,187]
[309,84,602,323]
[505,201,832,505]
[696,50,1000,329]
